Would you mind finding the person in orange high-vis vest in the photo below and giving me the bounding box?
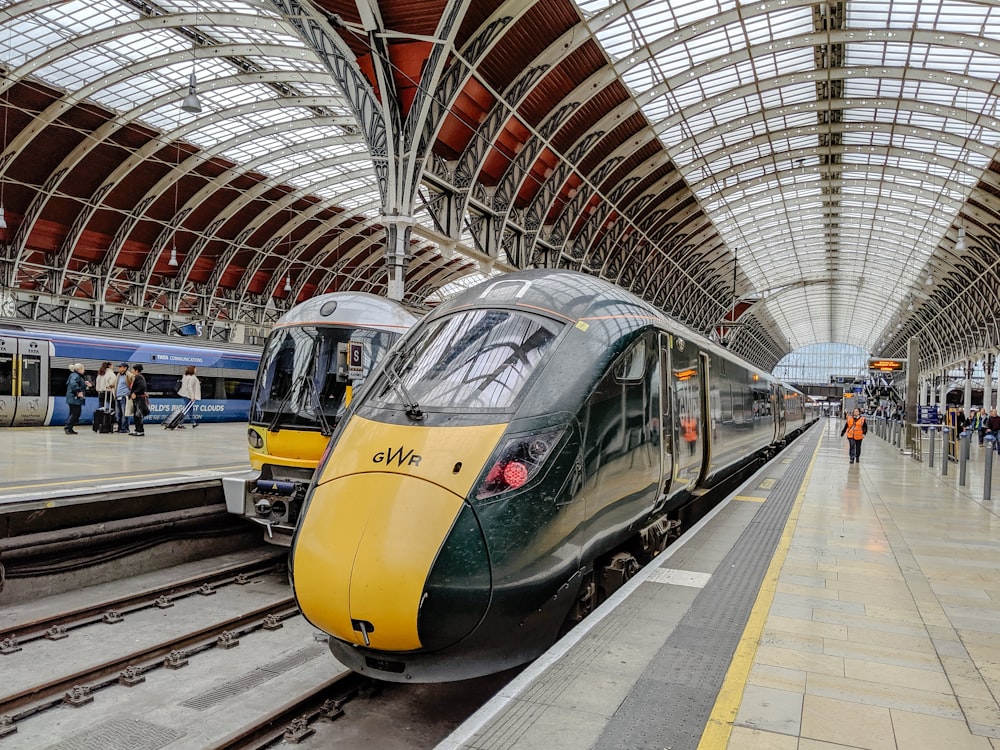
[840,407,868,464]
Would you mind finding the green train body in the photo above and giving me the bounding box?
[290,269,810,682]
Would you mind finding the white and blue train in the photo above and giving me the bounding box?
[0,325,259,428]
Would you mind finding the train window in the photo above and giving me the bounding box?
[20,356,41,397]
[614,339,646,383]
[0,354,12,396]
[372,309,562,410]
[252,325,402,429]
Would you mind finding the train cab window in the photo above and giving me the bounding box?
[252,325,402,430]
[373,309,562,410]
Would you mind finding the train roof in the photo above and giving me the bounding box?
[275,291,418,331]
[0,324,260,369]
[438,269,784,382]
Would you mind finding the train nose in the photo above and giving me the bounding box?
[291,472,489,651]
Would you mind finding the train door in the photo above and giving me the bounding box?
[0,336,50,427]
[671,336,705,487]
[773,383,786,441]
[654,333,673,504]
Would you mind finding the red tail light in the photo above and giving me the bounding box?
[476,429,563,499]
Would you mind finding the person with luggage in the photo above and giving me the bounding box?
[129,364,148,437]
[175,365,202,429]
[64,363,91,435]
[93,361,116,433]
[114,362,132,434]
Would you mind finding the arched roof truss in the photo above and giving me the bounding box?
[1,0,999,370]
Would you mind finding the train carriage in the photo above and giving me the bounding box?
[223,292,418,544]
[290,270,811,682]
[0,325,258,428]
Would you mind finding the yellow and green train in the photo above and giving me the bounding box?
[290,270,811,680]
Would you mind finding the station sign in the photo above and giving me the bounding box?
[868,358,904,372]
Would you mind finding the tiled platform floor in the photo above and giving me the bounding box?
[723,416,1000,750]
[0,422,252,503]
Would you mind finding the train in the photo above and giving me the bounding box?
[223,292,418,544]
[289,269,814,683]
[0,324,259,428]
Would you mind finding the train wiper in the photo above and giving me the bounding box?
[383,359,424,422]
[302,373,333,437]
[267,336,320,433]
[266,377,300,433]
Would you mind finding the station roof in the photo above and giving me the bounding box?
[1,0,998,372]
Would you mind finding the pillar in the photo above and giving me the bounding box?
[964,360,973,413]
[384,218,412,301]
[985,354,994,412]
[905,337,919,421]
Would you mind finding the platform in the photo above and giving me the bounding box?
[440,418,1000,750]
[0,423,252,505]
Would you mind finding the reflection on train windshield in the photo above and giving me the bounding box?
[252,326,402,430]
[373,310,562,410]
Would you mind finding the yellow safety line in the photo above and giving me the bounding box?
[0,464,249,492]
[697,430,825,750]
[732,495,766,503]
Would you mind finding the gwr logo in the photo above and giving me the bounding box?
[372,446,422,467]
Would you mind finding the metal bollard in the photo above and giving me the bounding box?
[928,426,935,468]
[959,431,969,486]
[941,427,949,476]
[985,434,995,501]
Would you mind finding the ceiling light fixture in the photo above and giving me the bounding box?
[180,70,202,113]
[907,299,914,311]
[180,2,202,114]
[955,225,966,251]
[925,273,934,286]
[168,247,179,267]
[284,275,292,293]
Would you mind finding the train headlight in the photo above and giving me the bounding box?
[255,499,272,516]
[247,429,264,449]
[477,428,564,499]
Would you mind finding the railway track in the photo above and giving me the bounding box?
[0,549,285,651]
[1,597,299,722]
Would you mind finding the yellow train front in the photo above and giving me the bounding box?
[223,292,416,545]
[290,270,810,682]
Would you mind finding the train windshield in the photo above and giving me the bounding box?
[372,309,563,411]
[252,325,402,431]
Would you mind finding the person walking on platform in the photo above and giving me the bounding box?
[987,408,1000,453]
[114,362,132,433]
[176,365,201,428]
[975,406,988,445]
[129,364,148,437]
[64,363,91,435]
[841,407,867,464]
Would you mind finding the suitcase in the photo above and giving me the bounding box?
[93,408,115,434]
[93,393,115,434]
[164,400,193,430]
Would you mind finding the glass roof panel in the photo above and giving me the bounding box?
[593,0,998,352]
[1,0,378,262]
